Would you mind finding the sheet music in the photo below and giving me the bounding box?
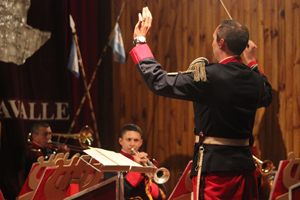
[84,148,156,173]
[84,148,118,166]
[84,148,141,167]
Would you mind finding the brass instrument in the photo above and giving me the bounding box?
[51,125,94,149]
[28,125,94,150]
[131,148,170,184]
[252,155,274,175]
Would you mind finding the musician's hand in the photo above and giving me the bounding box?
[133,152,148,165]
[57,144,70,153]
[243,40,257,64]
[133,7,152,40]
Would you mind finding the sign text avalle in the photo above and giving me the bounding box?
[0,99,70,120]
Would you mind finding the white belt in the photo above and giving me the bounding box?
[195,136,249,146]
[194,136,249,200]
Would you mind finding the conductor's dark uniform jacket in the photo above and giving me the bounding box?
[130,44,272,177]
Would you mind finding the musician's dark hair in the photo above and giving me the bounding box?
[31,121,50,135]
[217,19,249,55]
[120,124,143,138]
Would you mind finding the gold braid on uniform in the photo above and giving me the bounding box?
[144,178,167,200]
[145,178,153,200]
[159,188,167,200]
[182,57,209,82]
[127,197,143,200]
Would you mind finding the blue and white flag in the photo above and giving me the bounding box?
[109,23,126,65]
[67,37,79,78]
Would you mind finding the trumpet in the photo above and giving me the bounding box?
[252,155,274,175]
[131,148,170,184]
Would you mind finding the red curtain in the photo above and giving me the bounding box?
[0,0,113,199]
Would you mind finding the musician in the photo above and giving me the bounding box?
[130,7,272,200]
[104,124,166,200]
[21,121,69,180]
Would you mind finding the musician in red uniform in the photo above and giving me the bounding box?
[104,124,166,200]
[130,7,272,200]
[21,121,69,181]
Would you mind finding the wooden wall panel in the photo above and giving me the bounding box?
[110,0,300,197]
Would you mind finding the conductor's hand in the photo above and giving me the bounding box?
[133,152,148,165]
[243,40,257,64]
[133,7,152,40]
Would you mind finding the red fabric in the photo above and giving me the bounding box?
[269,161,289,200]
[32,168,57,200]
[18,163,39,197]
[220,56,243,64]
[168,161,193,200]
[68,1,101,133]
[250,146,259,158]
[292,184,300,199]
[192,170,258,200]
[66,183,79,197]
[0,190,5,200]
[120,150,134,161]
[219,57,265,75]
[130,44,154,65]
[146,179,160,199]
[248,61,265,75]
[120,150,144,188]
[150,184,159,198]
[125,172,144,187]
[18,167,56,200]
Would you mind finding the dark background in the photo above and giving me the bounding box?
[0,1,114,199]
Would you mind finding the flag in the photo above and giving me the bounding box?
[109,23,126,65]
[67,37,79,78]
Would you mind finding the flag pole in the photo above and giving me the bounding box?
[75,34,100,147]
[67,2,125,141]
[67,15,100,147]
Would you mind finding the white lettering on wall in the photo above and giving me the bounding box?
[55,102,70,120]
[0,99,70,120]
[29,102,41,120]
[0,101,12,118]
[42,103,54,120]
[19,101,28,119]
[8,100,20,118]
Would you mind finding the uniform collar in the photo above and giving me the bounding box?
[31,141,44,148]
[121,149,134,161]
[219,56,243,64]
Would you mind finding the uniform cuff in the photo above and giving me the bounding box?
[130,44,154,65]
[248,61,265,75]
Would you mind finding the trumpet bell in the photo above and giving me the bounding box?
[253,155,274,175]
[130,148,170,184]
[154,167,170,184]
[261,160,274,175]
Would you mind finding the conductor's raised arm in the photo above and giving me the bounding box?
[133,7,152,42]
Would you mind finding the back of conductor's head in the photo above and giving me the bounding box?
[217,19,249,55]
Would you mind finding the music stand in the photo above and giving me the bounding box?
[64,175,122,200]
[168,160,193,200]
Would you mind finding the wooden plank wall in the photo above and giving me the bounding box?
[111,0,300,197]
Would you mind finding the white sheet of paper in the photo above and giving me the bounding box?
[84,148,142,167]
